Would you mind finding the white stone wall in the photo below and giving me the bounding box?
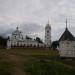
[7,39,45,49]
[59,41,75,57]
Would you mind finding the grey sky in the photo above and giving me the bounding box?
[0,0,75,41]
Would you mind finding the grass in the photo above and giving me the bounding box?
[0,48,75,75]
[0,60,12,75]
[24,59,75,75]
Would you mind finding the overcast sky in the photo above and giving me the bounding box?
[0,0,75,41]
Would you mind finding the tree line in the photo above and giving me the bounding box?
[0,36,7,48]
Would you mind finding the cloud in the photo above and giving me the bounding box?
[0,22,44,39]
[0,0,75,41]
[20,22,44,39]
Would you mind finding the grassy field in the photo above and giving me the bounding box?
[0,48,75,75]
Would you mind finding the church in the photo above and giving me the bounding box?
[7,22,51,49]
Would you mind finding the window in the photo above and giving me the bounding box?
[47,34,49,36]
[15,36,16,38]
[47,30,49,33]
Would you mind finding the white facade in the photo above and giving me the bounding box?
[45,22,51,47]
[59,41,75,57]
[7,27,45,49]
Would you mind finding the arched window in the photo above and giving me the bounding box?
[47,30,49,33]
[15,36,16,39]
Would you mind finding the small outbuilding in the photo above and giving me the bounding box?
[59,20,75,57]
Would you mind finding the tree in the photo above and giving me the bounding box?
[51,40,59,49]
[26,35,32,40]
[35,37,43,43]
[0,36,7,48]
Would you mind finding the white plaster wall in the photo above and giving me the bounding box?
[7,37,45,48]
[7,40,11,49]
[59,41,75,57]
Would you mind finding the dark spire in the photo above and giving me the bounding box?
[66,18,68,29]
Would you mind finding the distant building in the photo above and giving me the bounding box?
[7,22,51,49]
[59,20,75,57]
[45,21,51,47]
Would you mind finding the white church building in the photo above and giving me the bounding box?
[7,22,51,49]
[59,20,75,57]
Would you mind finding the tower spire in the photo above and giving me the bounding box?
[66,18,67,29]
[48,19,49,24]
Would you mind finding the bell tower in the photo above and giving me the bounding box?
[45,20,51,47]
